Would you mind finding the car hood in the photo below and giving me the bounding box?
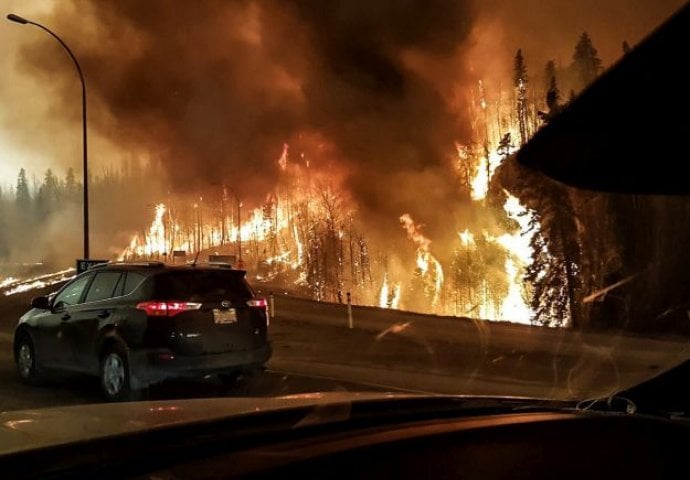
[0,392,415,456]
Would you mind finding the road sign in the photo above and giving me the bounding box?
[76,259,109,274]
[209,254,236,265]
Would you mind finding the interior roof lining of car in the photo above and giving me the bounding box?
[516,3,689,195]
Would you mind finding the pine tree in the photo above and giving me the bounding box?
[64,167,80,201]
[538,60,561,123]
[544,60,557,93]
[572,32,602,91]
[513,49,529,145]
[546,82,561,109]
[36,169,61,218]
[523,184,582,328]
[15,168,31,210]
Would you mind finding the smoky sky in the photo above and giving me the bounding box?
[9,0,685,252]
[12,1,474,236]
[277,0,476,238]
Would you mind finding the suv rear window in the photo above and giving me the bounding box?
[123,272,146,295]
[152,270,254,300]
[84,272,122,303]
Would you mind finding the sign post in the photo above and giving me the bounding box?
[347,291,353,329]
[76,259,108,274]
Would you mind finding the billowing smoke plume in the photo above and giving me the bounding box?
[4,0,684,264]
[11,1,476,247]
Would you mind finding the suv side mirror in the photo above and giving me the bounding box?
[31,296,51,309]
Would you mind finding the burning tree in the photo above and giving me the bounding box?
[513,49,530,146]
[399,214,444,313]
[113,28,639,330]
[119,147,376,306]
[450,229,508,318]
[538,60,562,123]
[572,32,603,90]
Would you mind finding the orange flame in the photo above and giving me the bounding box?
[400,213,444,308]
[379,273,401,309]
[278,143,289,171]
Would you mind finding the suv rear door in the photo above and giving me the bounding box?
[62,271,124,373]
[144,269,267,356]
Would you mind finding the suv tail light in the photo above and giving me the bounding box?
[247,298,269,325]
[246,298,267,308]
[136,301,202,317]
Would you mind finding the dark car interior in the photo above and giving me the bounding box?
[2,397,689,479]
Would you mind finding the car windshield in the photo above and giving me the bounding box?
[0,0,688,428]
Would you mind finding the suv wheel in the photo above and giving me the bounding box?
[100,343,138,402]
[15,334,41,383]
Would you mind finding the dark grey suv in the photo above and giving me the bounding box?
[13,262,271,401]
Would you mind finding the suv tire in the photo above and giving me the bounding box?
[100,343,140,402]
[15,333,42,384]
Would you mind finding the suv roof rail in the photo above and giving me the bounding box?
[186,261,234,269]
[107,261,166,268]
[87,262,110,270]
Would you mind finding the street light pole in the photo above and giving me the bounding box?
[229,188,242,265]
[211,182,242,264]
[225,187,243,264]
[7,13,90,259]
[220,186,226,246]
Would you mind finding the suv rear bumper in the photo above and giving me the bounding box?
[129,343,272,388]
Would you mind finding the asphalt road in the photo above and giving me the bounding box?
[1,285,690,412]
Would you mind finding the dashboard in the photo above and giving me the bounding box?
[143,411,689,479]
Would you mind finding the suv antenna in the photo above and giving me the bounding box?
[192,250,201,267]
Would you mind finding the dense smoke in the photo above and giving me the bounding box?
[2,0,684,264]
[9,1,477,247]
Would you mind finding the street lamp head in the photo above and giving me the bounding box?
[6,13,30,24]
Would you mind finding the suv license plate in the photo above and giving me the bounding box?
[213,308,237,324]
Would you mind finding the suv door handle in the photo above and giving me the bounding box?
[97,311,110,319]
[61,314,71,321]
